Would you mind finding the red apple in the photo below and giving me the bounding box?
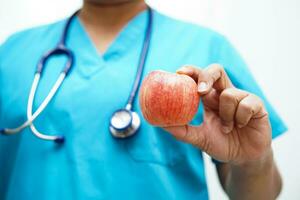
[139,70,200,127]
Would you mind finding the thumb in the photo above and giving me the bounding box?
[163,125,208,149]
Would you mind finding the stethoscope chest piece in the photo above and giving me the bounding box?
[110,109,141,138]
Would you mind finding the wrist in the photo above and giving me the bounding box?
[224,148,282,200]
[230,148,274,175]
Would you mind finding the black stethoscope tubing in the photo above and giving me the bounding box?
[1,7,153,143]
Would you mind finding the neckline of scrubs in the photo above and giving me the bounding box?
[70,9,149,65]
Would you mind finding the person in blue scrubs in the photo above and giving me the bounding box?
[0,0,287,199]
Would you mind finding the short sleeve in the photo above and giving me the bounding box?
[0,35,19,128]
[0,42,4,128]
[215,36,287,139]
[211,36,287,165]
[0,37,10,128]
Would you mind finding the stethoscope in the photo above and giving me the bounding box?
[0,7,153,143]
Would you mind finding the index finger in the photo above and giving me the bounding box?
[177,64,234,95]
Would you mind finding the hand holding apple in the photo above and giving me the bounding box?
[139,64,272,165]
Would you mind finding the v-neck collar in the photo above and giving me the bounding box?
[69,9,149,66]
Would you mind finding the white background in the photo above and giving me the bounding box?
[1,0,300,199]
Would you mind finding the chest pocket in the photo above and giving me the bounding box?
[123,122,186,166]
[122,98,206,166]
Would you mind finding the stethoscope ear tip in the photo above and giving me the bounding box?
[54,136,65,144]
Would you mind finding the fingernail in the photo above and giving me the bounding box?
[198,82,208,92]
[222,125,232,134]
[176,67,188,74]
[237,124,244,128]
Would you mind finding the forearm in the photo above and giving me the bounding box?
[218,149,282,200]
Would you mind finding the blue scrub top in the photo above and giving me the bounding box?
[0,9,287,200]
